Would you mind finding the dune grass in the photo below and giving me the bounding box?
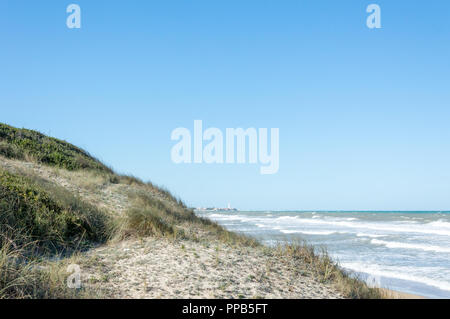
[277,242,382,299]
[0,168,113,299]
[0,170,112,254]
[0,123,112,173]
[113,187,259,248]
[0,235,108,299]
[0,240,78,299]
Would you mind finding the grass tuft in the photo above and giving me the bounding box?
[0,238,93,299]
[278,241,383,299]
[0,169,112,254]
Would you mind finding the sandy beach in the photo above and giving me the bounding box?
[80,237,343,299]
[381,289,426,300]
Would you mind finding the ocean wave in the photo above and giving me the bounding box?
[206,213,450,238]
[371,239,450,253]
[341,262,450,292]
[208,214,265,223]
[356,233,386,238]
[279,230,338,235]
[428,220,450,229]
[208,213,237,219]
[275,216,300,221]
[272,217,450,237]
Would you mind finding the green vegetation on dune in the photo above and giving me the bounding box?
[0,123,112,172]
[0,242,86,299]
[117,188,258,247]
[0,170,111,252]
[0,168,112,298]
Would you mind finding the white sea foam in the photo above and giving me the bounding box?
[275,216,300,221]
[356,233,386,238]
[207,213,450,238]
[272,216,450,237]
[279,230,337,235]
[208,214,263,223]
[208,214,240,219]
[428,220,450,229]
[341,262,450,292]
[212,213,450,238]
[371,239,450,253]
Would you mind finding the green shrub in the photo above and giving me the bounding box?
[121,208,175,238]
[0,123,112,173]
[130,190,196,222]
[115,191,186,239]
[0,170,112,253]
[117,189,258,246]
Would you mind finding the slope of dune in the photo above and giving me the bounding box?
[0,123,381,299]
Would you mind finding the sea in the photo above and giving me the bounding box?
[195,210,450,299]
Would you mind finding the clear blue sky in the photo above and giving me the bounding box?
[1,1,450,210]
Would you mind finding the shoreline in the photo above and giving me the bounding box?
[382,289,427,299]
